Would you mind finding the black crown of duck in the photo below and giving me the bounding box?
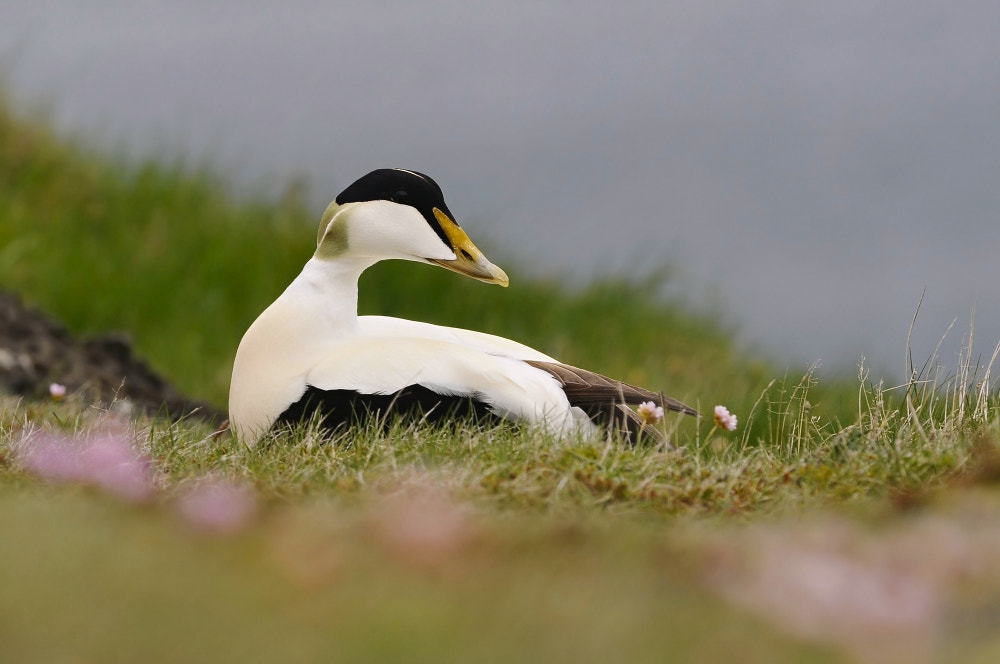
[335,168,455,245]
[229,168,698,443]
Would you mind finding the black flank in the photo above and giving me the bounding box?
[274,385,503,434]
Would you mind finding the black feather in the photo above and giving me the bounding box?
[274,384,502,434]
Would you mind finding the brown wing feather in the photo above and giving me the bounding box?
[524,361,699,416]
[524,360,699,444]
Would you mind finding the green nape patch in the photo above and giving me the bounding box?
[0,90,759,415]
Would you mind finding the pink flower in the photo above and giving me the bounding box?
[20,431,155,503]
[49,383,67,400]
[713,405,738,431]
[637,401,664,425]
[370,483,474,570]
[176,478,258,535]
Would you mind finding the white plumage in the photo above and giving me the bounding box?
[229,169,697,443]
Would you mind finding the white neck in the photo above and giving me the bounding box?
[229,255,373,439]
[278,256,370,336]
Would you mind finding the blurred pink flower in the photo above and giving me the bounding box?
[176,478,258,535]
[708,526,941,663]
[48,383,67,401]
[637,401,664,425]
[20,431,155,503]
[371,483,474,570]
[713,405,738,431]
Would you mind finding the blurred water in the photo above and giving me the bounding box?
[3,0,999,379]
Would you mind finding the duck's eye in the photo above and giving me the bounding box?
[391,190,410,203]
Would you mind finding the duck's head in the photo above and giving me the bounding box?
[315,169,509,287]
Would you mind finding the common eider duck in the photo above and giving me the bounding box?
[229,169,698,443]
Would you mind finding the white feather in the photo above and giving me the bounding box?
[305,335,591,435]
[230,176,606,443]
[358,316,557,362]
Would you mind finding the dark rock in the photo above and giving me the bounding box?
[0,290,225,423]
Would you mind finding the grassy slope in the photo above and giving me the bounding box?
[3,94,1000,661]
[0,93,766,418]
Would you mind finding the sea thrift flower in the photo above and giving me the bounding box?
[708,524,941,662]
[177,478,258,535]
[372,482,474,570]
[20,435,83,483]
[637,401,664,425]
[20,431,155,503]
[713,405,738,431]
[49,383,67,401]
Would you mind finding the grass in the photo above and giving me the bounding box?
[2,364,999,662]
[3,91,1000,661]
[0,92,758,415]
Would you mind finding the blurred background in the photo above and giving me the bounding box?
[3,0,999,380]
